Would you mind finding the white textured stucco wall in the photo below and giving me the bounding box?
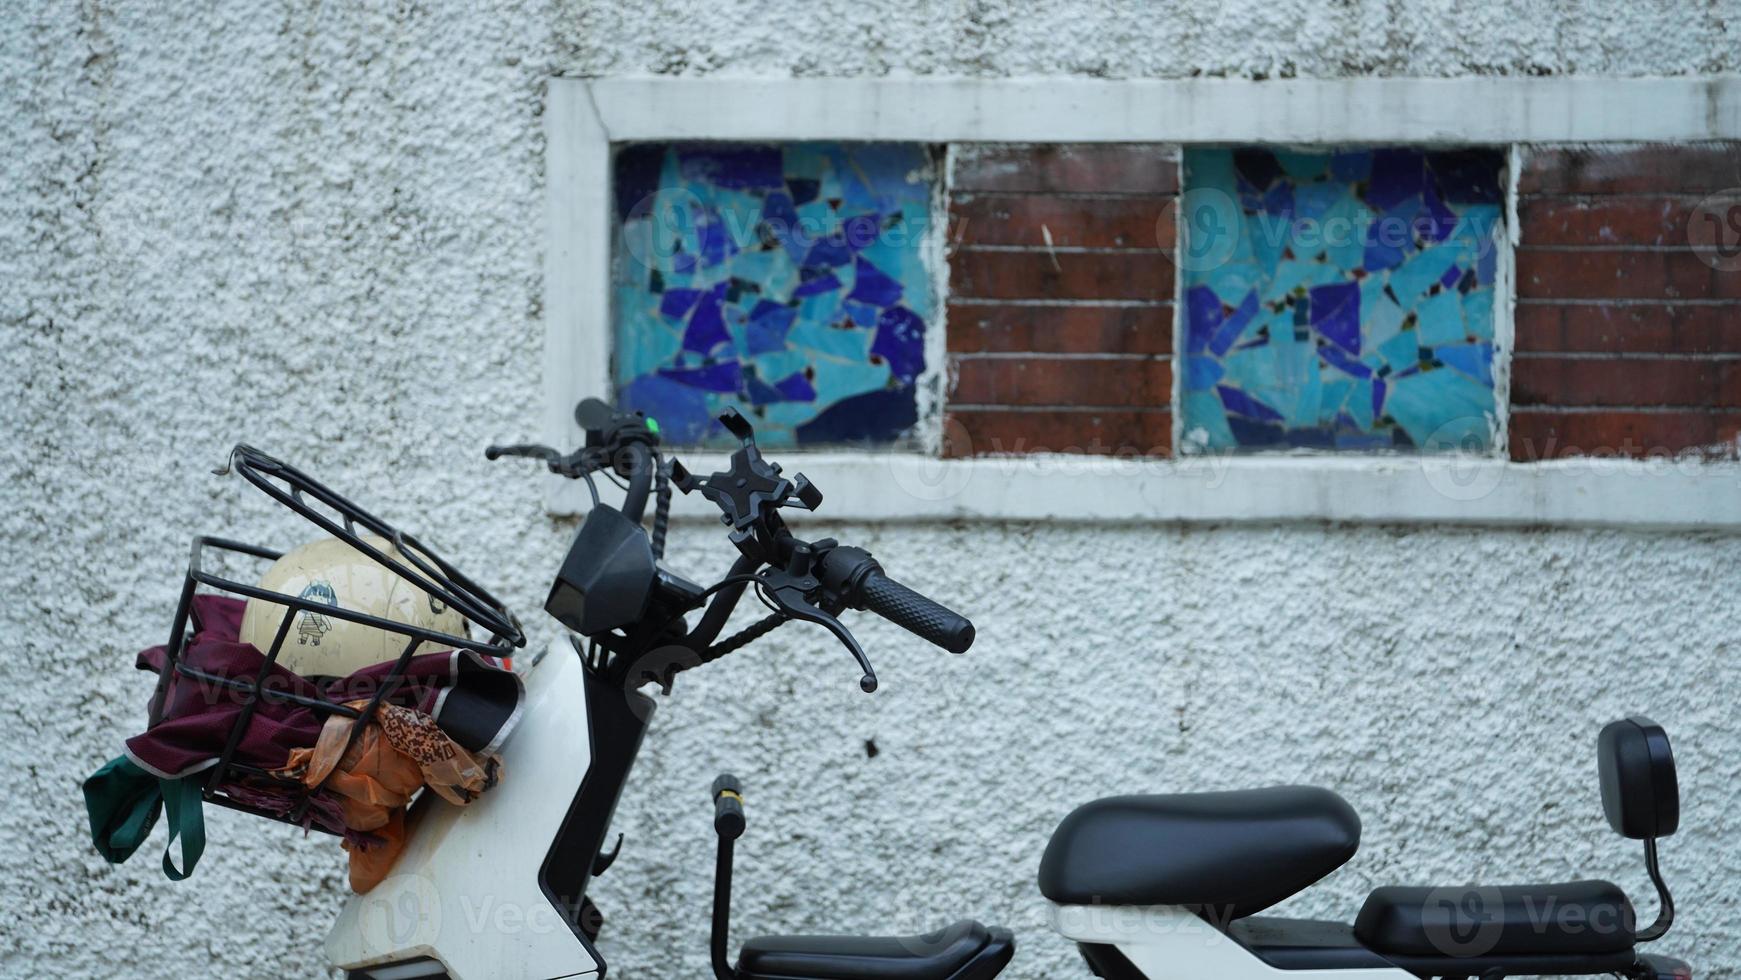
[3,3,1739,978]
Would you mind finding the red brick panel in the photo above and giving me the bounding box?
[945,409,1172,457]
[1517,145,1741,195]
[950,194,1175,248]
[1514,305,1741,353]
[1516,249,1741,301]
[1516,197,1696,247]
[952,144,1180,195]
[946,144,1178,457]
[950,249,1175,302]
[946,303,1171,355]
[951,358,1172,407]
[1512,142,1741,460]
[1510,410,1741,461]
[1512,357,1741,408]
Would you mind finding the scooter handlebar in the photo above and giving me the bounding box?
[711,773,745,840]
[857,571,976,654]
[814,545,976,655]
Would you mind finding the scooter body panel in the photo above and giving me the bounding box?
[1050,903,1413,980]
[325,637,604,980]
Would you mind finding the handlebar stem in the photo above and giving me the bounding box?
[686,554,762,650]
[619,443,656,524]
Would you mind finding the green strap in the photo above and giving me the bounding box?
[82,755,206,880]
[158,773,206,881]
[83,756,162,864]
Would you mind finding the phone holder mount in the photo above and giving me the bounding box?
[670,408,821,558]
[671,410,877,693]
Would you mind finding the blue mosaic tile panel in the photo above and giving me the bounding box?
[611,142,938,447]
[1179,148,1505,452]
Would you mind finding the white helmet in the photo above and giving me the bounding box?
[239,535,467,678]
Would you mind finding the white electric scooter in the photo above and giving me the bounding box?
[323,400,1692,980]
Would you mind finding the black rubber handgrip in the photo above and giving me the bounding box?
[858,572,976,653]
[712,773,744,840]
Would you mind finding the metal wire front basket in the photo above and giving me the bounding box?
[143,445,525,833]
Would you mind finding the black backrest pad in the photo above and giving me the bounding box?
[1598,716,1679,839]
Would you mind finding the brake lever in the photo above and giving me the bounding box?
[485,442,605,480]
[759,561,878,694]
[485,443,564,466]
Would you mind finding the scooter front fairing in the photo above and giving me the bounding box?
[327,636,651,980]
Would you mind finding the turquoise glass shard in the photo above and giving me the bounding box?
[611,142,938,447]
[1179,147,1505,453]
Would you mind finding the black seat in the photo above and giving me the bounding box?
[1355,880,1636,957]
[1038,786,1360,920]
[735,919,1014,980]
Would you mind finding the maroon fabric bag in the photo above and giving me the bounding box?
[126,595,523,781]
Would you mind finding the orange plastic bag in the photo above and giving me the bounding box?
[277,700,500,892]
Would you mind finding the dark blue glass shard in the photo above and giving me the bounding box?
[1372,378,1387,419]
[871,306,926,384]
[1217,384,1285,422]
[796,387,917,445]
[1261,182,1295,222]
[1365,149,1425,210]
[1210,291,1260,356]
[1309,281,1361,354]
[1284,427,1336,449]
[677,143,783,189]
[670,246,697,276]
[1228,415,1287,446]
[697,215,737,267]
[1186,285,1224,354]
[745,300,797,354]
[1234,149,1283,191]
[1417,187,1458,243]
[658,360,743,393]
[682,297,732,353]
[1427,149,1504,205]
[803,234,854,269]
[1318,343,1372,379]
[745,376,785,406]
[660,288,702,321]
[792,269,841,298]
[840,213,883,250]
[843,299,880,328]
[847,257,904,307]
[759,191,801,257]
[1330,150,1372,182]
[614,144,666,223]
[1363,232,1404,273]
[774,371,818,401]
[787,177,820,206]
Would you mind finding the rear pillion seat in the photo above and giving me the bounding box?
[1038,785,1361,919]
[1355,880,1636,956]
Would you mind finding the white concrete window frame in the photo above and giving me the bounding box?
[545,75,1741,528]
